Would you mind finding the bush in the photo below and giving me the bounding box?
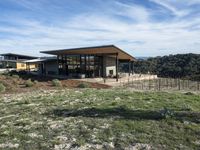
[77,83,89,88]
[34,80,39,85]
[159,107,175,119]
[12,75,20,79]
[25,79,34,87]
[0,83,6,93]
[52,79,62,87]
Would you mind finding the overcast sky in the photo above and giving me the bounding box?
[0,0,200,57]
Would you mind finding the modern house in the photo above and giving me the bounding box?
[38,45,136,81]
[0,53,38,71]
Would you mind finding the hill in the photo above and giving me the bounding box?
[133,53,200,81]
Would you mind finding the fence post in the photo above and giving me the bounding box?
[166,78,168,89]
[178,79,181,90]
[197,82,200,91]
[158,78,161,91]
[132,76,133,85]
[149,79,151,90]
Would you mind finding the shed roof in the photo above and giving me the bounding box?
[40,45,136,61]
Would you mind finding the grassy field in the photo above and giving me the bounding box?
[0,88,200,149]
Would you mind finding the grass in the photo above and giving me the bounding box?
[0,88,200,149]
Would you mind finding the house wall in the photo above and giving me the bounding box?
[103,56,116,77]
[28,64,37,70]
[44,61,58,75]
[16,62,27,70]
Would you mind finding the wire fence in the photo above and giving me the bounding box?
[122,78,200,91]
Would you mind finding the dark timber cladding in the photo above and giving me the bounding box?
[41,45,136,80]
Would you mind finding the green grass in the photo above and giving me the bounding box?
[0,89,200,149]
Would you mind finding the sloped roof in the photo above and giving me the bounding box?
[0,53,37,59]
[40,45,136,61]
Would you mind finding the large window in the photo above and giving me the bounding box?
[58,54,103,77]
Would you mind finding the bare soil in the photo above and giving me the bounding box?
[0,74,111,94]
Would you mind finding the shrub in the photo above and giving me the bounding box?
[159,107,175,119]
[52,79,62,87]
[34,80,39,85]
[12,75,20,79]
[0,83,6,93]
[25,79,34,87]
[77,83,89,88]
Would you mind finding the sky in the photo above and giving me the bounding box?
[0,0,200,57]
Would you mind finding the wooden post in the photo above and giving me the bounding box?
[197,82,200,91]
[158,78,161,91]
[166,78,168,89]
[149,78,151,90]
[128,60,131,76]
[132,61,134,75]
[57,55,59,75]
[178,79,181,90]
[84,55,87,77]
[116,53,119,82]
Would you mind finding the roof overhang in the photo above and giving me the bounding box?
[23,57,57,63]
[0,53,37,59]
[40,45,136,61]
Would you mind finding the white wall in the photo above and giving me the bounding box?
[103,56,116,77]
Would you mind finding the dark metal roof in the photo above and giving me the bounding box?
[0,53,38,59]
[40,45,136,61]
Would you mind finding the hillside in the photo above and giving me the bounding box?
[133,53,200,81]
[0,89,200,149]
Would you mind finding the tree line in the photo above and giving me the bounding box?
[133,53,200,81]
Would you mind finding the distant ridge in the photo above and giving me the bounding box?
[135,57,149,60]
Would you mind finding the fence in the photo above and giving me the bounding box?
[122,78,200,91]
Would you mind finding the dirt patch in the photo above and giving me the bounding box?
[0,74,111,94]
[61,80,110,89]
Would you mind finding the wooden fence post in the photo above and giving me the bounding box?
[149,79,151,90]
[197,82,200,91]
[158,78,161,91]
[166,78,168,89]
[178,79,181,90]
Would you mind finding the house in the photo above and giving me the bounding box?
[0,53,38,71]
[39,45,136,81]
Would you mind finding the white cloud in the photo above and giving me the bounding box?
[0,0,200,57]
[149,0,191,17]
[113,1,150,22]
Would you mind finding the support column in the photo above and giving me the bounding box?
[65,55,67,75]
[84,55,87,77]
[128,60,131,76]
[116,53,119,82]
[57,55,59,75]
[132,61,134,75]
